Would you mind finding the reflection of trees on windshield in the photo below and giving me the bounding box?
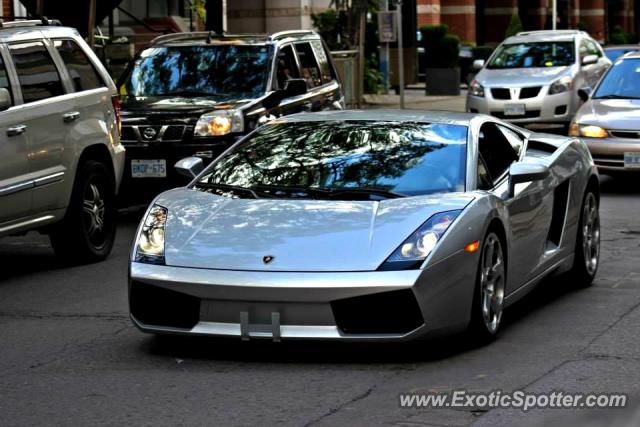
[488,42,575,69]
[123,45,271,98]
[201,121,468,195]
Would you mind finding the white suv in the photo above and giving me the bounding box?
[0,19,124,262]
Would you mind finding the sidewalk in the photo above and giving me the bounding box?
[362,89,467,112]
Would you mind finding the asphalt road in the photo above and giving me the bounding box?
[1,175,640,427]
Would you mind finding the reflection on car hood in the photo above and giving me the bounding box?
[156,188,474,272]
[121,96,251,116]
[477,66,572,87]
[575,99,640,129]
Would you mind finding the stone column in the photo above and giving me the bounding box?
[440,0,476,43]
[417,0,441,26]
[579,0,605,41]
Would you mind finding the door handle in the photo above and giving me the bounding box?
[7,124,26,136]
[63,111,80,123]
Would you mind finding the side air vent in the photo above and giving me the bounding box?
[526,139,558,155]
[547,179,570,248]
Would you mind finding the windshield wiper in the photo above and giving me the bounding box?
[250,184,332,199]
[194,182,273,199]
[163,90,226,97]
[327,187,406,200]
[594,94,640,100]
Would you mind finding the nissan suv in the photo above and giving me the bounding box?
[117,30,344,202]
[0,19,125,262]
[467,30,611,128]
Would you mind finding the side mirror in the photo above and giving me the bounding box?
[0,88,11,110]
[508,163,550,198]
[472,59,485,70]
[582,54,598,66]
[578,87,592,102]
[283,78,308,97]
[262,91,284,110]
[175,157,204,179]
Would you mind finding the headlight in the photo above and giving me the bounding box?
[194,110,244,137]
[469,80,485,97]
[570,123,608,138]
[135,204,167,264]
[380,210,462,271]
[549,76,572,95]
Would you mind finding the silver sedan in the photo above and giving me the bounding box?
[128,110,600,343]
[570,52,640,172]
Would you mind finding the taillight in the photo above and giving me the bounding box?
[111,95,122,138]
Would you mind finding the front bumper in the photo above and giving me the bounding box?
[583,137,640,171]
[129,249,476,341]
[466,88,574,124]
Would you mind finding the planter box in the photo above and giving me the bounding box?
[425,67,460,96]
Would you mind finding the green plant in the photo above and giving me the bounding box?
[576,21,588,32]
[420,24,460,68]
[472,46,494,61]
[311,9,344,50]
[610,25,628,44]
[364,57,384,94]
[505,14,524,38]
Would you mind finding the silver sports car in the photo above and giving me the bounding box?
[129,110,600,343]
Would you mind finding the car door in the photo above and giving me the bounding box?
[7,39,76,213]
[478,122,550,293]
[0,45,32,224]
[271,43,306,117]
[293,41,325,111]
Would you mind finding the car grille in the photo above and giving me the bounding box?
[490,87,542,100]
[519,86,541,99]
[610,130,640,139]
[490,110,541,119]
[121,125,190,144]
[491,88,511,99]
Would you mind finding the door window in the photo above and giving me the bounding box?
[294,42,322,88]
[477,155,493,190]
[275,44,300,90]
[9,42,65,103]
[587,40,602,57]
[579,39,589,60]
[478,122,519,185]
[54,39,106,92]
[310,40,334,84]
[498,126,524,157]
[0,54,13,106]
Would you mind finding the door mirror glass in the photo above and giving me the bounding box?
[578,87,592,102]
[472,59,485,70]
[582,54,598,66]
[175,157,204,179]
[283,78,308,97]
[0,88,11,110]
[508,163,550,198]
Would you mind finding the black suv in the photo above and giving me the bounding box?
[117,30,344,201]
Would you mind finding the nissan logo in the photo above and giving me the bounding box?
[142,127,158,140]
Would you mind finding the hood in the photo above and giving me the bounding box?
[477,66,573,87]
[156,189,474,272]
[121,96,252,120]
[575,99,640,130]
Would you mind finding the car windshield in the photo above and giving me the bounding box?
[120,44,271,99]
[487,41,575,69]
[594,58,640,99]
[196,121,468,200]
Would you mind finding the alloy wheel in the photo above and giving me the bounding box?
[480,233,505,334]
[82,182,106,245]
[582,193,600,276]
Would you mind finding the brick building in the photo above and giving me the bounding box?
[417,0,639,44]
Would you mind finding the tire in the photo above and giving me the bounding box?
[567,189,600,287]
[467,230,506,344]
[50,160,116,263]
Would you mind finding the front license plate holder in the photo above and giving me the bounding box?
[504,103,526,116]
[131,159,167,178]
[624,152,640,169]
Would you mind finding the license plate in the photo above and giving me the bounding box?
[624,152,640,169]
[504,104,526,116]
[131,159,167,178]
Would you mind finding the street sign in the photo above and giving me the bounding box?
[378,11,397,43]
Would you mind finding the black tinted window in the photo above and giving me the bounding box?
[275,45,300,90]
[0,54,13,106]
[478,123,519,183]
[54,39,105,92]
[294,42,322,87]
[310,40,334,84]
[10,42,64,103]
[488,42,575,69]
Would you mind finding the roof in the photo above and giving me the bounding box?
[150,30,320,46]
[279,109,477,126]
[619,51,640,59]
[505,30,586,44]
[0,24,80,42]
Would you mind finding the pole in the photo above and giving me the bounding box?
[87,0,96,49]
[358,10,366,108]
[397,1,405,109]
[36,0,43,16]
[552,0,557,31]
[380,0,390,93]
